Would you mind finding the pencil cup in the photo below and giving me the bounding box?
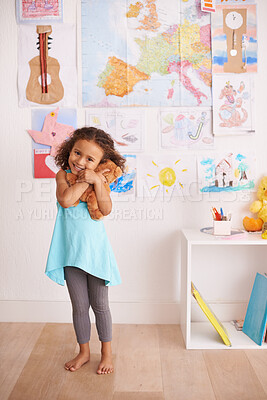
[213,220,231,236]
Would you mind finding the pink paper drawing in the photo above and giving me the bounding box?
[23,0,60,18]
[28,107,74,156]
[17,0,62,22]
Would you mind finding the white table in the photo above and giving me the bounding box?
[180,228,267,349]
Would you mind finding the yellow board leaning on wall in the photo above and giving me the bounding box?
[191,282,232,347]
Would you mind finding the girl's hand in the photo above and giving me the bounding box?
[96,169,110,184]
[76,169,99,185]
[76,168,110,185]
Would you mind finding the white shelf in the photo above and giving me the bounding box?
[180,229,267,350]
[189,322,267,350]
[182,228,265,245]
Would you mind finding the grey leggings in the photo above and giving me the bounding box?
[64,266,112,344]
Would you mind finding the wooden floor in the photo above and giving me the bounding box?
[1,323,267,400]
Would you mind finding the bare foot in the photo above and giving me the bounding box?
[97,353,114,375]
[65,352,90,372]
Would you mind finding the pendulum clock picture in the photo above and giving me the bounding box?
[223,9,247,73]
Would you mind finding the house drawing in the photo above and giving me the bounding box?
[199,153,254,193]
[215,153,234,188]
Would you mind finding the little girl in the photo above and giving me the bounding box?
[45,127,125,375]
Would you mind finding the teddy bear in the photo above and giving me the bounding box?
[66,159,122,220]
[243,176,267,234]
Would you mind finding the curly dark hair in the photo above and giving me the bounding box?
[55,127,126,172]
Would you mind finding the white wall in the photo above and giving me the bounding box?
[1,0,267,324]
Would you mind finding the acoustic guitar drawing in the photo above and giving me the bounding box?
[26,25,64,104]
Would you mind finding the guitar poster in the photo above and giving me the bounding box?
[18,24,77,107]
[16,0,63,24]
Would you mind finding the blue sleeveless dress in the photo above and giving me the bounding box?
[45,170,121,286]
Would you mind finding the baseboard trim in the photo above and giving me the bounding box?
[0,301,247,324]
[0,301,180,324]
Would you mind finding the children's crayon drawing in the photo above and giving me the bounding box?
[18,24,77,107]
[211,4,257,73]
[198,152,256,192]
[29,108,76,178]
[212,74,254,135]
[137,154,197,198]
[160,108,213,149]
[110,155,136,200]
[16,0,63,23]
[86,109,144,152]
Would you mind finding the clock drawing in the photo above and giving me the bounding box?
[223,9,247,73]
[225,11,243,30]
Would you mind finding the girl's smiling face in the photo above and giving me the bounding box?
[68,139,104,175]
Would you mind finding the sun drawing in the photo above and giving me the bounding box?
[147,159,187,193]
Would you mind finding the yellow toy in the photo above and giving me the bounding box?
[243,176,267,237]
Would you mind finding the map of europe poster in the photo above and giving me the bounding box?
[81,0,212,107]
